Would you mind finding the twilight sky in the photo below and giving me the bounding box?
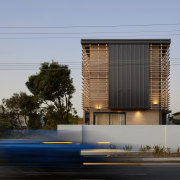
[0,0,180,117]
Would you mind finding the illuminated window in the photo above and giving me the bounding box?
[94,112,126,125]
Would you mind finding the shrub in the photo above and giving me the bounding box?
[139,145,147,152]
[153,145,165,154]
[123,145,132,151]
[139,145,152,152]
[172,119,180,125]
[166,147,171,154]
[177,147,180,153]
[146,145,151,150]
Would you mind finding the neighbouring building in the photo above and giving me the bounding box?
[173,112,180,120]
[82,39,171,125]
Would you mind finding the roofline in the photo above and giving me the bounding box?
[81,39,171,45]
[173,112,180,115]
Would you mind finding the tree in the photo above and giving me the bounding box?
[18,92,41,129]
[26,62,76,125]
[2,92,41,129]
[0,105,12,131]
[2,93,23,129]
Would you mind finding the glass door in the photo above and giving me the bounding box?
[94,112,126,125]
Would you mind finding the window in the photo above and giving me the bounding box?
[94,112,126,125]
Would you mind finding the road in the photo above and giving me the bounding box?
[1,164,180,180]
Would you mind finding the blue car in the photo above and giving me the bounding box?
[0,140,109,168]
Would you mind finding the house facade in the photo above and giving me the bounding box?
[82,39,170,125]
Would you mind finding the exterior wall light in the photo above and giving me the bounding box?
[96,104,102,110]
[135,111,141,117]
[153,100,159,105]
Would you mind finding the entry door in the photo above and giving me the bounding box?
[110,113,126,125]
[94,112,126,125]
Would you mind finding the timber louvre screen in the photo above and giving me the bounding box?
[82,44,109,111]
[149,44,170,110]
[109,44,149,109]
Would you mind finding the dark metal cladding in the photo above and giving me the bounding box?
[81,39,171,45]
[109,43,149,109]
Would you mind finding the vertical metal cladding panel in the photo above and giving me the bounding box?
[109,43,149,109]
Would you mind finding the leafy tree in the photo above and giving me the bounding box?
[68,113,79,124]
[18,92,41,129]
[2,92,41,129]
[26,62,76,125]
[0,105,12,131]
[28,113,42,129]
[2,93,23,129]
[1,61,78,130]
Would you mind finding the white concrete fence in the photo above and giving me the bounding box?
[57,125,180,151]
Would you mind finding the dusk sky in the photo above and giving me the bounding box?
[0,0,180,117]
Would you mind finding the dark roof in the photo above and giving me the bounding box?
[81,39,171,44]
[173,112,180,116]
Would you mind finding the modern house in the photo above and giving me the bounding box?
[82,39,170,125]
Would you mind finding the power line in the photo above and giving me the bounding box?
[0,37,82,39]
[0,33,180,39]
[2,29,180,34]
[0,63,179,70]
[0,58,179,60]
[0,62,82,64]
[0,67,178,71]
[0,23,180,28]
[0,60,180,64]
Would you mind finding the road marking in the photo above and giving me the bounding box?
[83,162,180,166]
[83,162,148,165]
[96,142,110,144]
[42,142,72,144]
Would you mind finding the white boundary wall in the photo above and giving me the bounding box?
[57,125,180,150]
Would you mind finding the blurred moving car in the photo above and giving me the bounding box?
[0,139,110,169]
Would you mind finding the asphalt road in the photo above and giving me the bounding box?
[1,164,180,180]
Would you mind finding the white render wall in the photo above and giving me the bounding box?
[57,125,180,151]
[57,125,82,143]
